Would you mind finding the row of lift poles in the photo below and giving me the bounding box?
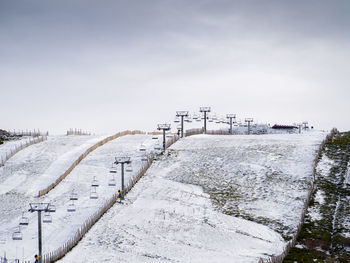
[174,108,307,136]
[21,108,254,263]
[173,107,214,138]
[172,107,254,137]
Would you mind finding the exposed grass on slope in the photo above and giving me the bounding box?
[166,138,319,242]
[284,131,350,263]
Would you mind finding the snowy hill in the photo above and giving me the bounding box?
[56,131,326,263]
[0,134,159,261]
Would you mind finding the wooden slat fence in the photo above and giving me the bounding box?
[185,128,232,136]
[184,128,202,137]
[206,129,230,135]
[66,129,91,136]
[147,131,163,135]
[38,130,145,197]
[165,134,178,149]
[0,136,47,167]
[9,130,48,137]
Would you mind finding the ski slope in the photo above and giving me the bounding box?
[0,134,159,261]
[58,131,326,262]
[167,132,326,238]
[0,135,108,196]
[0,136,33,163]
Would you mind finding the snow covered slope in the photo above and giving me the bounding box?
[0,135,103,231]
[0,134,158,261]
[0,137,33,163]
[0,135,105,196]
[59,167,285,263]
[58,131,326,262]
[167,132,325,238]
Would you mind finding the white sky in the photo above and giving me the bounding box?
[1,0,349,134]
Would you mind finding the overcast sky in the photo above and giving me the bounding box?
[1,0,349,134]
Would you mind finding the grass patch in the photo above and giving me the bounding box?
[284,131,350,262]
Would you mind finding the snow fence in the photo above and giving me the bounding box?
[185,128,232,136]
[258,128,337,263]
[38,130,145,197]
[185,128,203,137]
[165,134,178,148]
[0,136,47,167]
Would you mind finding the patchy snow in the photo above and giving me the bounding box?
[165,132,326,237]
[316,152,335,178]
[58,161,285,263]
[314,190,326,205]
[295,244,306,249]
[307,190,326,222]
[308,207,323,221]
[344,161,350,186]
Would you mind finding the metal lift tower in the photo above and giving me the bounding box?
[157,123,171,152]
[29,203,56,263]
[176,111,189,138]
[200,107,211,134]
[226,114,236,135]
[245,118,254,135]
[114,156,131,199]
